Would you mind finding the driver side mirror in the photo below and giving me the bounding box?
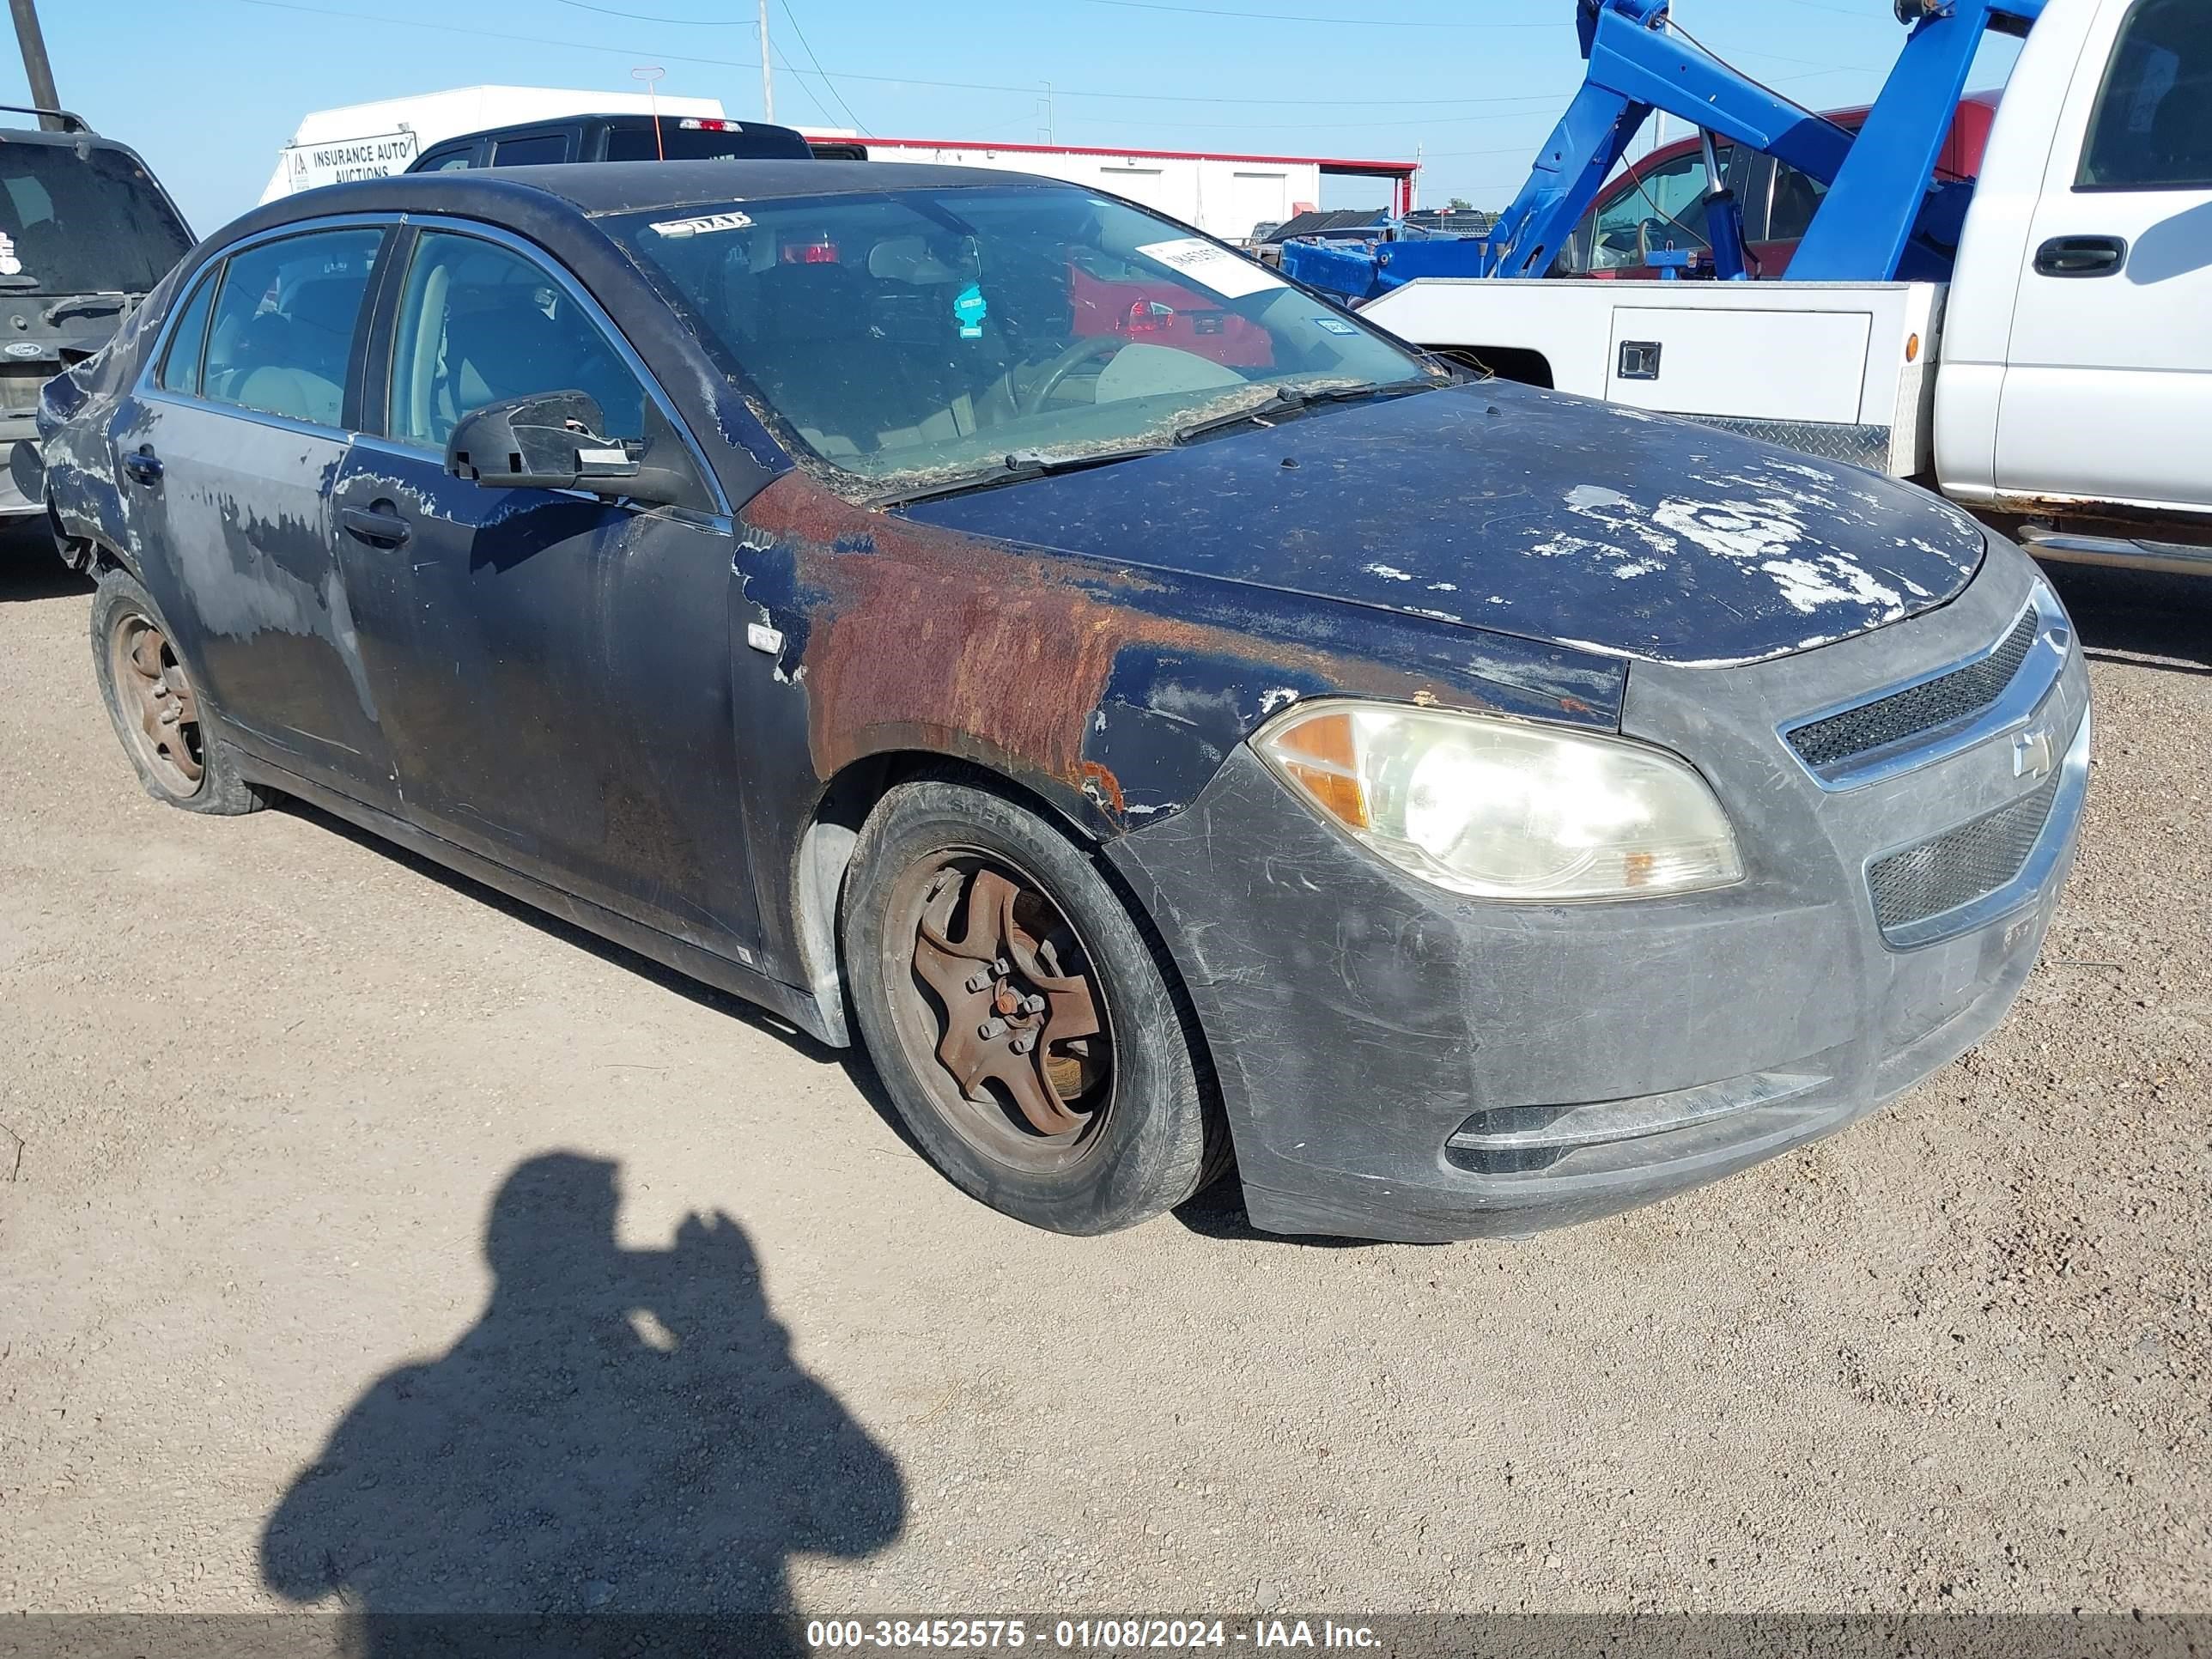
[446,391,641,494]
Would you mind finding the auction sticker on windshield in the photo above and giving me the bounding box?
[1136,237,1286,300]
[650,210,755,239]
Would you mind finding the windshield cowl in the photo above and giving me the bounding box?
[861,377,1446,509]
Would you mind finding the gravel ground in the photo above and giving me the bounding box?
[2,538,2207,1621]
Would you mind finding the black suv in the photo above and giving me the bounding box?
[408,113,813,173]
[0,106,193,525]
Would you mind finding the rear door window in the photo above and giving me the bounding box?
[157,269,219,396]
[199,228,383,428]
[2078,0,2212,189]
[491,133,570,167]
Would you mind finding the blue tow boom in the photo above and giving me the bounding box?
[1283,0,2043,304]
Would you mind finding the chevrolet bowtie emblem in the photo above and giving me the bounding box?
[2013,724,2056,781]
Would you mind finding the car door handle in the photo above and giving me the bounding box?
[2033,234,2127,277]
[339,503,411,547]
[120,446,162,485]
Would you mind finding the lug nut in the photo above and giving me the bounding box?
[1021,994,1046,1016]
[978,1018,1007,1040]
[1011,1031,1036,1054]
[964,971,994,994]
[159,707,181,725]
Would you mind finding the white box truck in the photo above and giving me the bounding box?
[263,86,727,204]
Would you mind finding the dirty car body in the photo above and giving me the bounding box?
[40,161,2089,1241]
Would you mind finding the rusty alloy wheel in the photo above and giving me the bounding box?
[884,848,1116,1173]
[107,609,206,797]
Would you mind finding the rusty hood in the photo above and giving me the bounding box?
[898,380,1985,668]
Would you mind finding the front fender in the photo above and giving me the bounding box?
[734,470,1626,838]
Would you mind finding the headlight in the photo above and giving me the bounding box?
[1254,701,1743,901]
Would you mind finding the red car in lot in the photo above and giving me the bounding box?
[1068,248,1275,369]
[1559,92,2001,279]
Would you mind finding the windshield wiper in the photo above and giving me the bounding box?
[43,291,130,324]
[870,377,1441,508]
[871,443,1171,508]
[1170,376,1440,445]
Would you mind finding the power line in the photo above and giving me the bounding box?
[546,0,748,21]
[777,0,872,135]
[225,0,1580,108]
[1070,0,1555,26]
[769,40,835,125]
[1772,0,1894,15]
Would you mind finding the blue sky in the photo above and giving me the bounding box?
[5,0,2021,234]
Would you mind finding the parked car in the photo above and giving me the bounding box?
[408,112,813,173]
[0,106,193,527]
[1556,94,2000,279]
[36,161,2088,1241]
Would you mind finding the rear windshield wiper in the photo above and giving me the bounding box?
[43,291,130,324]
[871,442,1171,508]
[1170,376,1440,444]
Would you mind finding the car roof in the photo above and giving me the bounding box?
[204,160,1077,273]
[518,159,1058,212]
[0,125,132,150]
[423,113,811,149]
[216,159,1070,252]
[1617,88,2007,177]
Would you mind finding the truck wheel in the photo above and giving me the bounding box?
[90,569,268,816]
[842,775,1228,1235]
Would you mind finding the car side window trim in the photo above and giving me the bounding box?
[135,213,400,441]
[365,214,729,519]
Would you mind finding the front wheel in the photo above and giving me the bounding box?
[842,775,1227,1235]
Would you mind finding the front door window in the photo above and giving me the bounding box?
[386,230,647,452]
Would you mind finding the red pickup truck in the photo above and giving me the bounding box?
[1559,91,2001,278]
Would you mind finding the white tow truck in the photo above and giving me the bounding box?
[1288,0,2212,576]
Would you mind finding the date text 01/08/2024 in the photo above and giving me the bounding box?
[803,1619,1382,1650]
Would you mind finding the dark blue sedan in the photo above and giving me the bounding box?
[37,161,2089,1240]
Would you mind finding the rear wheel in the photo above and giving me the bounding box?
[90,569,268,815]
[842,775,1225,1234]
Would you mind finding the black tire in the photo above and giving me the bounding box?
[90,568,269,816]
[842,774,1228,1235]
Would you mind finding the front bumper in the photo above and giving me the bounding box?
[1107,544,2089,1242]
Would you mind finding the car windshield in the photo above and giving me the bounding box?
[610,185,1434,494]
[0,143,193,295]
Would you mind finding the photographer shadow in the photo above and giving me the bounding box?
[260,1153,903,1655]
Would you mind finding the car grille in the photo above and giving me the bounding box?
[1867,768,2063,937]
[1788,609,2039,770]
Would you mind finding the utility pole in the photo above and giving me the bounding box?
[8,0,63,130]
[757,0,775,123]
